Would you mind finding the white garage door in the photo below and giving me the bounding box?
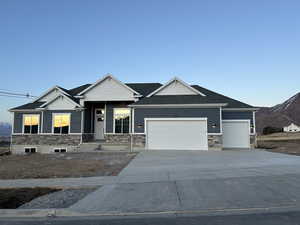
[222,120,250,148]
[146,118,208,150]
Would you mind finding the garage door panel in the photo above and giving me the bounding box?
[222,120,250,148]
[146,119,208,150]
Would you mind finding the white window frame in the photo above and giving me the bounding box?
[22,114,40,134]
[24,147,37,153]
[113,108,131,134]
[52,113,71,135]
[53,147,67,153]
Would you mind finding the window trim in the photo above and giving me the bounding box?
[22,114,40,134]
[113,108,131,134]
[52,113,71,135]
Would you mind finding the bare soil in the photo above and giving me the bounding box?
[0,187,60,209]
[257,134,300,156]
[257,132,300,141]
[0,152,137,179]
[0,141,10,156]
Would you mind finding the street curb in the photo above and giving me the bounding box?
[1,204,300,218]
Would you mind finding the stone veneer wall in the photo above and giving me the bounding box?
[208,135,223,150]
[250,134,256,148]
[104,134,145,147]
[82,133,94,143]
[11,134,81,146]
[132,134,146,147]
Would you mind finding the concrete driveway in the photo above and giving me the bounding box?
[70,150,300,214]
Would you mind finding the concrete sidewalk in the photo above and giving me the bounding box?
[0,176,117,188]
[70,173,300,213]
[69,150,300,214]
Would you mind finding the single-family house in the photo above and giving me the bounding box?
[9,75,258,153]
[283,123,300,133]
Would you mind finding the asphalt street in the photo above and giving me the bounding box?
[2,211,300,225]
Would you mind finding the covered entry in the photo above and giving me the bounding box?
[145,118,208,150]
[222,120,250,148]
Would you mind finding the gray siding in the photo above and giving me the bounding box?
[13,111,42,133]
[222,111,254,125]
[84,107,92,133]
[222,111,254,133]
[134,108,221,133]
[43,110,82,133]
[105,104,114,133]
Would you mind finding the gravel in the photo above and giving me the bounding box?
[18,188,96,209]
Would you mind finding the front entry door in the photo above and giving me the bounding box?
[94,108,105,140]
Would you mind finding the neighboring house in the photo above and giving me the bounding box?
[283,123,300,132]
[9,75,258,153]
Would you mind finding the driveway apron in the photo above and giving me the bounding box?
[70,150,300,213]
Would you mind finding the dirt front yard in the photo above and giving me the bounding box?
[257,133,300,156]
[0,152,137,179]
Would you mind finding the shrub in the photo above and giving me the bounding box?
[262,126,283,135]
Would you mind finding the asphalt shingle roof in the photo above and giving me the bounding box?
[11,82,254,110]
[10,101,45,110]
[125,83,162,96]
[67,84,91,96]
[131,85,254,108]
[191,85,253,108]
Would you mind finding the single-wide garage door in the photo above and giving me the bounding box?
[146,118,208,150]
[222,120,250,148]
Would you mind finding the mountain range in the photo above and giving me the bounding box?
[0,122,12,137]
[256,92,300,134]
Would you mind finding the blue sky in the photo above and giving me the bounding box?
[1,0,300,123]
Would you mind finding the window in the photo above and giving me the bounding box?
[23,115,39,134]
[53,114,70,134]
[114,108,130,133]
[24,147,36,153]
[54,148,67,153]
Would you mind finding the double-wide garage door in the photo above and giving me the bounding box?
[146,118,208,150]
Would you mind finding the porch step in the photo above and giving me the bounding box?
[99,143,130,151]
[76,143,102,152]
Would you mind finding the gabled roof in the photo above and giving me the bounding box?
[33,86,71,103]
[284,122,300,127]
[39,93,82,109]
[10,76,255,111]
[147,77,206,97]
[77,74,141,96]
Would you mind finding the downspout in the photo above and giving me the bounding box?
[130,108,134,152]
[10,112,14,153]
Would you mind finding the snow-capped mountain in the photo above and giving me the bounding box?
[256,93,300,134]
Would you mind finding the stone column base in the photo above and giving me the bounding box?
[208,135,223,150]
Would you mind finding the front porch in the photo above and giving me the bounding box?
[81,101,146,149]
